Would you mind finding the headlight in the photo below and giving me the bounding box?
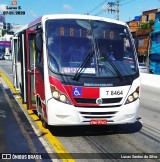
[133,92,139,99]
[60,95,67,102]
[51,86,71,104]
[125,87,140,104]
[53,91,60,99]
[128,95,134,102]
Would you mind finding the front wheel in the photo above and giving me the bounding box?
[42,119,48,129]
[36,98,49,129]
[41,106,49,129]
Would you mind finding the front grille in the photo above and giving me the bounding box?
[80,112,117,115]
[75,105,121,108]
[79,111,117,119]
[74,98,122,104]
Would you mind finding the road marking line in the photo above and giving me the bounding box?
[27,109,75,161]
[0,71,18,94]
[0,70,75,162]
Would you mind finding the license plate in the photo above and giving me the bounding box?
[90,120,107,125]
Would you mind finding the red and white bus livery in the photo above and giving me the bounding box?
[12,14,140,127]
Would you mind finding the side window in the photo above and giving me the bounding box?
[17,36,21,62]
[13,39,18,62]
[36,51,42,65]
[35,32,43,66]
[17,33,25,62]
[29,34,36,67]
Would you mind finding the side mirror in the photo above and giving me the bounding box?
[119,32,128,38]
[36,33,43,52]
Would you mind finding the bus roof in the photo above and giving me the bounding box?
[41,14,127,26]
[14,24,28,35]
[28,14,127,28]
[28,16,42,28]
[15,14,128,35]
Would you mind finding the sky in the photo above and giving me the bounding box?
[0,0,160,25]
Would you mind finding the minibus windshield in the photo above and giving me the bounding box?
[46,19,137,78]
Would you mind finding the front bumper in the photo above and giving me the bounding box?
[47,98,139,126]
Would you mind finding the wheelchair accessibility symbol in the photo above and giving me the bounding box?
[73,87,82,97]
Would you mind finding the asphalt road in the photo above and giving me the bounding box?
[0,60,160,162]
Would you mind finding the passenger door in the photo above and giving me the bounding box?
[26,30,36,110]
[12,37,19,90]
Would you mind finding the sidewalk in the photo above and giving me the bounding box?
[140,73,160,88]
[0,83,35,157]
[0,74,49,161]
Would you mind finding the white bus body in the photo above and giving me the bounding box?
[12,14,140,127]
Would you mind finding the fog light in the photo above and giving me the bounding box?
[53,91,60,99]
[133,92,139,99]
[60,95,67,102]
[128,95,134,102]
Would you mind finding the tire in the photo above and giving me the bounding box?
[42,119,48,129]
[41,102,49,129]
[36,98,41,118]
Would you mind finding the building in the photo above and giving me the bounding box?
[0,14,5,23]
[128,9,160,63]
[0,18,12,39]
[150,11,160,74]
[136,28,152,63]
[0,41,11,56]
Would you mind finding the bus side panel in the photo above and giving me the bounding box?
[35,68,45,101]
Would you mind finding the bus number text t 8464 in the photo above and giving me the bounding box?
[106,90,123,95]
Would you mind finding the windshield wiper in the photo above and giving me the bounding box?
[104,57,124,80]
[72,50,95,81]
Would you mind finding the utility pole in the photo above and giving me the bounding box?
[116,0,120,21]
[107,0,120,20]
[88,0,120,20]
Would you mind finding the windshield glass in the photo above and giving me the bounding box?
[46,19,137,78]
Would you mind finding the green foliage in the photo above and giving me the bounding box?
[141,24,147,29]
[140,19,154,29]
[149,20,154,24]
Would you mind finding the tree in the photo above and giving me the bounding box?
[2,30,7,36]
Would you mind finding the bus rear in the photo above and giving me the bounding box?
[38,15,140,126]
